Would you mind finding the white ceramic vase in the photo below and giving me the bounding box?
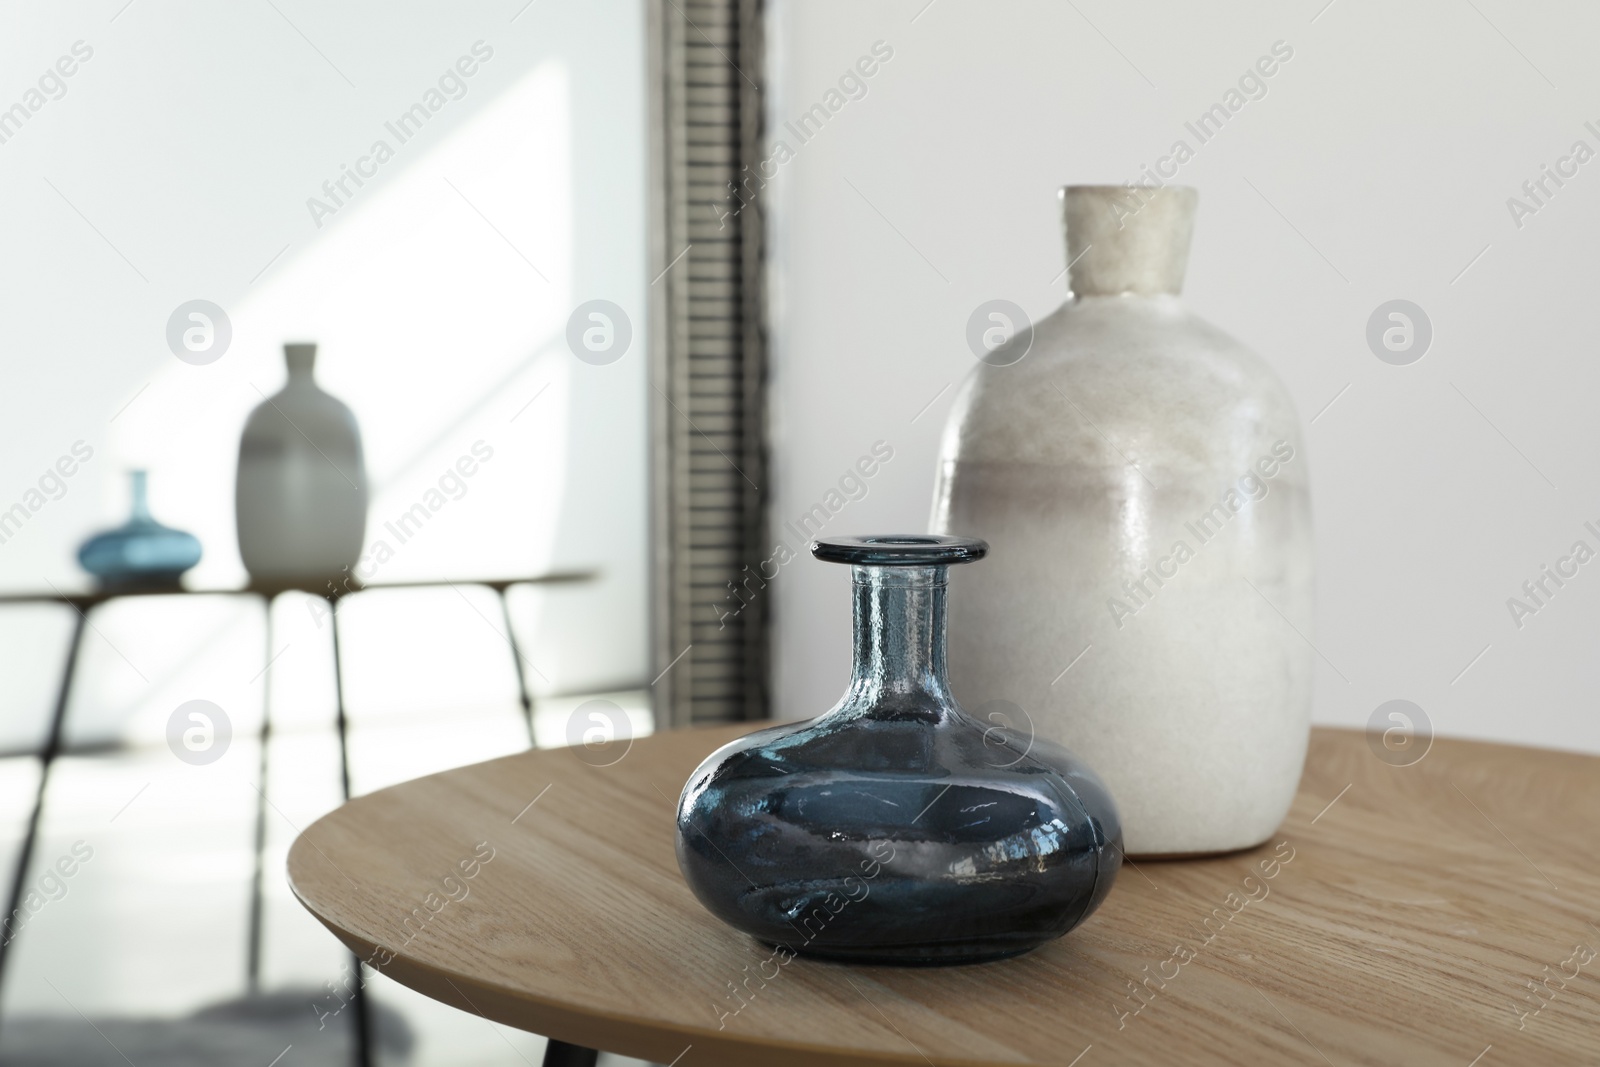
[931,186,1313,856]
[236,343,368,585]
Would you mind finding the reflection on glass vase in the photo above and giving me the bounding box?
[236,343,367,588]
[676,535,1121,965]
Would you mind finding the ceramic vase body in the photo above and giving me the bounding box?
[236,344,367,584]
[931,187,1313,856]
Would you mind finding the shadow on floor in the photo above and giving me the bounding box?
[0,987,413,1065]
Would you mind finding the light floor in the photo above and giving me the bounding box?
[0,587,653,1066]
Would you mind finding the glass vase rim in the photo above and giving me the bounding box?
[810,534,987,567]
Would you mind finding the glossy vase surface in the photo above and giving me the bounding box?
[931,186,1314,857]
[77,470,202,587]
[676,535,1121,965]
[236,343,367,585]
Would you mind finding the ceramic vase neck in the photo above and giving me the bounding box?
[842,564,953,712]
[283,343,318,389]
[1062,184,1197,298]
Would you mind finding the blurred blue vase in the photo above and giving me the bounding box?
[676,535,1122,965]
[77,471,202,588]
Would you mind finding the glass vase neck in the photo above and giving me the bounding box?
[839,564,953,716]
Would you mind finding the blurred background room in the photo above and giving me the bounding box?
[0,2,651,1063]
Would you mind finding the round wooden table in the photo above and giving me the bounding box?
[289,725,1600,1066]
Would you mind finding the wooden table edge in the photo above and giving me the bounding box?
[287,723,1600,1066]
[289,878,960,1067]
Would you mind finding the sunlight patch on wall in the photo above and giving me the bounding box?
[108,62,573,590]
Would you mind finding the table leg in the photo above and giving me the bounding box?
[329,598,377,1067]
[541,1039,599,1067]
[0,610,85,1005]
[498,588,538,746]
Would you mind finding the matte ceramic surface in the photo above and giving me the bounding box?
[932,186,1314,856]
[236,343,367,584]
[77,470,202,587]
[676,535,1121,964]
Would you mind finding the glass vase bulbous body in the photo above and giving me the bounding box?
[676,535,1121,965]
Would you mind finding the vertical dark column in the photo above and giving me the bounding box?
[650,0,769,728]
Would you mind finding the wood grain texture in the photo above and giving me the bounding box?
[288,727,1600,1066]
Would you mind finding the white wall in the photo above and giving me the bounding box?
[766,0,1600,753]
[0,0,648,693]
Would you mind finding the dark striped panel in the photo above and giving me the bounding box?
[654,0,767,727]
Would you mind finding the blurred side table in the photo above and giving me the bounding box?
[0,571,597,1064]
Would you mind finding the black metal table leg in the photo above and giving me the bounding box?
[0,609,86,1017]
[245,593,271,993]
[541,1039,599,1067]
[328,597,377,1067]
[498,587,538,747]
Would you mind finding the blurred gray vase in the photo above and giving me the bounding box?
[931,185,1314,857]
[236,343,367,585]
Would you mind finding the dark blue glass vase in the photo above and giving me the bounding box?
[676,535,1122,965]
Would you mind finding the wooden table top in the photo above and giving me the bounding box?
[288,725,1600,1066]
